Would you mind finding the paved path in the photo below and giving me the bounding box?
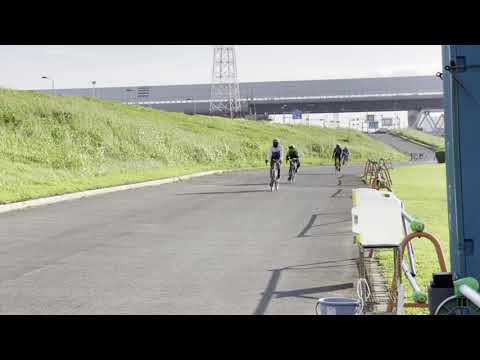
[369,133,437,162]
[0,165,363,314]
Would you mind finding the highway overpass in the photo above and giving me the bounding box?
[34,75,443,117]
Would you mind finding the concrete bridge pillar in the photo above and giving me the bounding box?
[408,110,420,128]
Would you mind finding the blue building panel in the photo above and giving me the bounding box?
[443,45,480,280]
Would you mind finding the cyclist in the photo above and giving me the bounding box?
[332,144,342,170]
[265,138,283,179]
[286,144,301,181]
[342,146,350,165]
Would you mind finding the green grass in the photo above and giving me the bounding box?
[391,128,445,151]
[0,88,406,203]
[376,164,449,315]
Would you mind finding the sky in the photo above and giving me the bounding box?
[0,45,442,90]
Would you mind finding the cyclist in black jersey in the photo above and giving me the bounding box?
[333,144,342,170]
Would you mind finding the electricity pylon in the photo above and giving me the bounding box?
[209,45,241,118]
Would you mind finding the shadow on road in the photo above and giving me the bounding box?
[177,190,269,196]
[297,214,351,238]
[227,183,272,187]
[253,262,356,314]
[297,214,317,237]
[316,211,350,216]
[294,173,333,176]
[311,218,351,227]
[286,259,357,268]
[274,283,354,299]
[302,231,353,237]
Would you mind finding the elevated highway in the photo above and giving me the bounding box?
[35,75,443,116]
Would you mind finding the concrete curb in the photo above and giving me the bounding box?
[0,170,226,215]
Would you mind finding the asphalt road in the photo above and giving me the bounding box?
[0,165,363,315]
[369,133,437,162]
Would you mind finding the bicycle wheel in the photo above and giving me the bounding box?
[269,167,275,190]
[275,163,280,191]
[334,158,340,173]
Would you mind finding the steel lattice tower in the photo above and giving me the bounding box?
[209,45,241,118]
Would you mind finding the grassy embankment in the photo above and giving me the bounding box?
[376,164,449,315]
[391,128,445,151]
[0,88,406,203]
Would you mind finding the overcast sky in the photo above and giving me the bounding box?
[0,45,442,90]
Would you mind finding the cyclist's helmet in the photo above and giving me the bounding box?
[288,144,295,149]
[273,139,279,147]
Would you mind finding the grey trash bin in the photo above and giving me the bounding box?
[315,297,362,315]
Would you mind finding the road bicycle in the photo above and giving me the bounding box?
[269,159,281,192]
[334,157,342,175]
[288,158,299,184]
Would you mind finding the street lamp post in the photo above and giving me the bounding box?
[41,76,55,96]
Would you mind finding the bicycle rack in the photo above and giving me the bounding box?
[362,158,393,192]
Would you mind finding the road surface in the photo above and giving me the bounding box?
[369,133,437,162]
[0,165,363,314]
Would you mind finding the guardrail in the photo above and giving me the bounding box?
[410,153,425,161]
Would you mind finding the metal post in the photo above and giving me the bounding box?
[459,284,480,308]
